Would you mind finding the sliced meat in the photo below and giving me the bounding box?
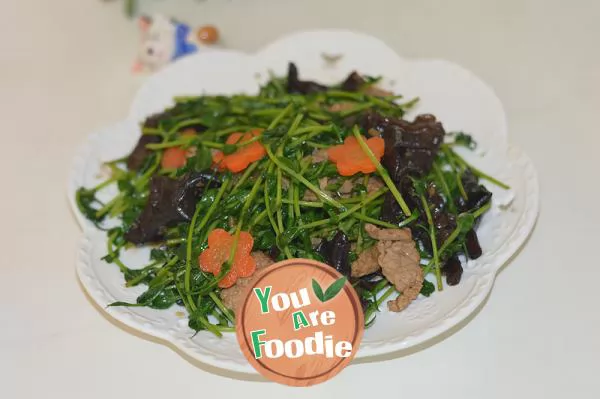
[318,177,328,191]
[365,224,423,312]
[366,177,385,194]
[220,252,274,313]
[311,148,328,163]
[304,176,329,201]
[365,223,412,241]
[303,190,317,201]
[364,86,393,97]
[328,102,355,112]
[351,245,380,278]
[338,179,354,194]
[378,239,423,312]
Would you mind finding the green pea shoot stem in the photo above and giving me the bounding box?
[352,126,411,216]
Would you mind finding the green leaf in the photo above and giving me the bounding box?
[188,302,217,332]
[135,286,179,309]
[101,253,115,264]
[312,279,325,302]
[194,145,213,171]
[452,132,477,149]
[457,213,475,233]
[108,301,144,308]
[223,143,238,155]
[75,187,105,224]
[253,228,276,250]
[323,276,348,302]
[420,280,435,297]
[150,248,168,262]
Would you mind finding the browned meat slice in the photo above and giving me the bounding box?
[351,246,380,278]
[318,177,328,190]
[220,252,274,313]
[366,177,385,194]
[364,86,393,97]
[304,176,377,202]
[311,148,328,163]
[303,190,317,201]
[303,176,329,201]
[378,240,423,312]
[328,102,355,112]
[365,224,423,312]
[338,179,354,194]
[365,223,412,241]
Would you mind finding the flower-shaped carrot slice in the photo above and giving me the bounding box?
[198,229,256,288]
[212,129,266,173]
[327,136,385,176]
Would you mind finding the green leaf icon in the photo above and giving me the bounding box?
[312,277,348,303]
[323,276,347,301]
[312,279,325,302]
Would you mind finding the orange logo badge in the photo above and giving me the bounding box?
[235,259,364,386]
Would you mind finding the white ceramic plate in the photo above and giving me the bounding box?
[68,30,539,374]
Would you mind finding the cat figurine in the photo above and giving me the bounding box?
[133,14,219,72]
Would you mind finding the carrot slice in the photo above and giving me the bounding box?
[161,147,188,170]
[198,229,256,288]
[212,129,266,173]
[327,136,385,176]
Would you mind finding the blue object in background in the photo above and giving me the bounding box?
[172,22,198,60]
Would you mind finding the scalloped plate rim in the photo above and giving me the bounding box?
[71,144,538,374]
[68,30,540,374]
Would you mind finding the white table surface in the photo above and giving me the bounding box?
[2,0,599,397]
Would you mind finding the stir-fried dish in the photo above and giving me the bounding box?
[76,63,508,336]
